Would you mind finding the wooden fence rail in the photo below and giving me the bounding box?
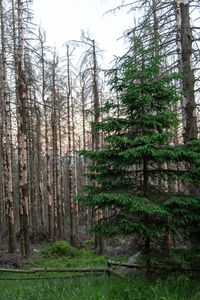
[107,260,200,272]
[0,266,117,281]
[1,260,199,280]
[0,267,112,274]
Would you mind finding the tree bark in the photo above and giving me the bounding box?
[51,59,59,241]
[71,99,79,232]
[35,106,45,227]
[28,100,37,243]
[66,46,74,246]
[92,39,104,255]
[17,0,30,256]
[0,0,16,253]
[176,0,198,142]
[58,104,65,239]
[39,30,53,241]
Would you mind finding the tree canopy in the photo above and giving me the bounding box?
[77,36,200,264]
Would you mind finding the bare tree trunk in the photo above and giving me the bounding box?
[11,0,21,238]
[71,101,79,232]
[28,103,37,243]
[17,0,30,256]
[45,102,52,241]
[81,86,89,228]
[176,1,199,248]
[66,46,74,246]
[58,106,65,238]
[0,130,3,227]
[0,146,4,228]
[51,60,59,241]
[35,105,45,227]
[176,0,198,142]
[0,0,16,253]
[92,39,104,254]
[39,29,53,241]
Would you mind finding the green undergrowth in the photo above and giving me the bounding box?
[0,242,200,300]
[37,241,107,268]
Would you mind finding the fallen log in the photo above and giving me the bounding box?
[107,260,200,272]
[0,273,103,280]
[0,267,113,274]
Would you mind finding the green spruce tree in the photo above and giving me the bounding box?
[78,37,200,268]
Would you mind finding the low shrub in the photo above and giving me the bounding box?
[41,241,75,258]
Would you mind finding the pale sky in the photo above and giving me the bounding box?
[32,0,134,66]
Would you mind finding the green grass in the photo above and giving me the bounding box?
[0,243,200,300]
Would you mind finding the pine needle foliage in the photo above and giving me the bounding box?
[77,36,200,261]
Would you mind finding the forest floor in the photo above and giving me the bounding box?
[0,242,200,300]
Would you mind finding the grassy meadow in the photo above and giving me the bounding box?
[0,242,200,300]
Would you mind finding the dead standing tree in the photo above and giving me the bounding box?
[175,0,198,142]
[0,0,16,253]
[57,88,65,240]
[51,56,61,241]
[66,45,75,246]
[17,0,30,255]
[77,33,104,254]
[38,28,53,241]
